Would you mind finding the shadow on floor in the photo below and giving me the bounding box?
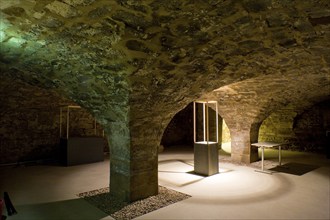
[6,198,109,220]
[269,162,320,176]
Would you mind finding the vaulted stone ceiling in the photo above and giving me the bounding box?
[1,0,329,202]
[205,71,330,130]
[2,0,329,123]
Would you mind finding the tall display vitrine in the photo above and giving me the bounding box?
[59,105,104,166]
[193,101,219,176]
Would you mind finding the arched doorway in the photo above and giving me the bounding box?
[160,103,194,151]
[160,101,230,156]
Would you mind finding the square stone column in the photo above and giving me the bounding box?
[230,130,259,163]
[108,121,158,203]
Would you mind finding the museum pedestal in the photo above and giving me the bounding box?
[193,101,219,176]
[59,105,105,166]
[194,142,219,176]
[60,137,104,166]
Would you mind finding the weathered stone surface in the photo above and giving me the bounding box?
[242,0,271,13]
[88,7,111,18]
[0,75,108,164]
[309,16,330,26]
[0,0,329,203]
[2,6,26,17]
[40,17,64,28]
[112,10,151,31]
[266,13,290,27]
[46,1,79,18]
[63,0,95,6]
[259,101,330,152]
[117,0,149,13]
[126,40,151,53]
[293,20,314,33]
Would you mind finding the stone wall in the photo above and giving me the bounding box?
[293,101,330,152]
[259,101,330,152]
[221,120,231,143]
[1,108,59,164]
[0,76,107,164]
[162,100,330,154]
[0,0,329,202]
[259,105,297,144]
[60,107,105,138]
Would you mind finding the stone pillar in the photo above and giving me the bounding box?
[108,121,132,202]
[229,123,260,163]
[250,122,261,162]
[108,121,159,203]
[129,124,159,201]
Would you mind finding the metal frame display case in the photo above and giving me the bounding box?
[193,101,219,176]
[59,105,104,166]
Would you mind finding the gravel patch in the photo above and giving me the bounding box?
[78,186,191,220]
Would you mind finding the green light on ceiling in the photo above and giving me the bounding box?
[0,14,10,31]
[0,30,6,42]
[7,37,26,48]
[0,15,12,42]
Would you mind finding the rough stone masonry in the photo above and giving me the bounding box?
[0,0,329,202]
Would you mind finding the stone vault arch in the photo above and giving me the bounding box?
[1,0,329,203]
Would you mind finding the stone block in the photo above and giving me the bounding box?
[88,7,110,19]
[46,1,79,18]
[2,6,26,17]
[293,20,314,32]
[112,10,151,31]
[62,0,85,6]
[266,13,289,27]
[242,0,271,13]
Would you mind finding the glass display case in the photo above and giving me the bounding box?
[193,101,219,176]
[59,105,104,166]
